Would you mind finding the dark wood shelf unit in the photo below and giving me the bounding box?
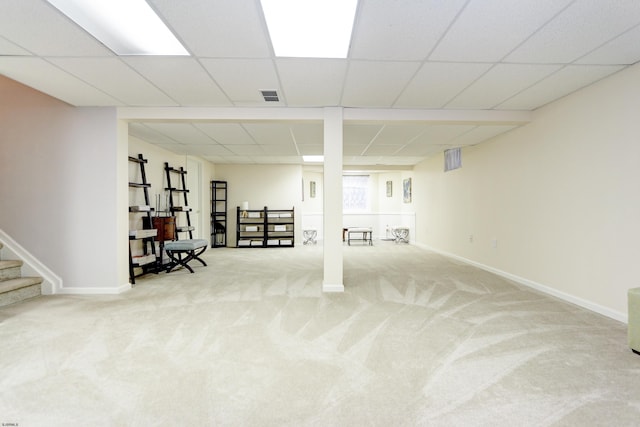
[211,181,228,247]
[236,206,294,248]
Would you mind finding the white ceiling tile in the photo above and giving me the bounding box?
[290,123,323,145]
[498,65,624,110]
[4,0,640,167]
[129,123,179,145]
[0,37,31,55]
[411,125,476,145]
[259,145,299,156]
[298,145,324,155]
[394,144,447,157]
[395,62,492,108]
[180,144,231,156]
[0,0,113,56]
[200,59,280,104]
[154,143,189,155]
[228,145,265,156]
[448,125,518,146]
[344,124,383,145]
[378,156,424,165]
[47,58,177,106]
[343,144,368,156]
[506,0,640,64]
[351,0,467,60]
[374,125,429,145]
[202,156,227,163]
[243,123,294,145]
[143,123,214,145]
[216,156,255,164]
[576,25,640,65]
[148,0,271,57]
[342,61,421,107]
[363,145,401,156]
[0,57,122,106]
[123,57,231,106]
[276,59,347,106]
[430,0,572,62]
[251,156,300,164]
[193,123,255,145]
[446,63,561,109]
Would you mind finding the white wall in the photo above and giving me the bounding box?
[215,164,303,246]
[301,169,415,241]
[413,63,640,321]
[0,76,124,292]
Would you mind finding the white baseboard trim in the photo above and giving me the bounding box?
[415,243,627,324]
[323,282,345,293]
[56,282,132,295]
[0,229,63,295]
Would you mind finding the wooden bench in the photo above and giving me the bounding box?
[347,227,373,246]
[163,239,208,273]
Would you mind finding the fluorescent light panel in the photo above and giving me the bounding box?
[303,155,324,163]
[260,0,358,58]
[46,0,188,56]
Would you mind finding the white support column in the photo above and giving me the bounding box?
[117,119,131,289]
[323,107,344,292]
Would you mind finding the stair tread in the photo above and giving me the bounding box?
[0,260,23,270]
[0,277,43,293]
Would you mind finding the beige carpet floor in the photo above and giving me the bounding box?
[1,241,639,426]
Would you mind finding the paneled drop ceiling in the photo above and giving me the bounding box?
[2,0,640,166]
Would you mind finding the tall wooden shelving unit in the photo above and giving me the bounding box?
[211,181,227,247]
[164,162,194,240]
[128,154,157,284]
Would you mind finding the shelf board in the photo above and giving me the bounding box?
[132,254,156,266]
[128,156,147,164]
[129,205,153,212]
[129,229,158,239]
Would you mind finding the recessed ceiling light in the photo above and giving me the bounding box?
[46,0,189,56]
[260,0,358,58]
[303,155,324,163]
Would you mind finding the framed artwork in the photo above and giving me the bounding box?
[386,180,392,197]
[403,178,412,203]
[310,181,316,198]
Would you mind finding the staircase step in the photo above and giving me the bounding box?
[0,277,42,307]
[0,260,23,281]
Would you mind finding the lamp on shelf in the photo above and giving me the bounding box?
[241,201,249,218]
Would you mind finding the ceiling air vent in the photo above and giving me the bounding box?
[260,90,279,102]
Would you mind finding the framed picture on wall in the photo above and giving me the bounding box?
[403,178,412,203]
[386,180,392,197]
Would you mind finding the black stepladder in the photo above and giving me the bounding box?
[128,154,158,284]
[164,162,194,240]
